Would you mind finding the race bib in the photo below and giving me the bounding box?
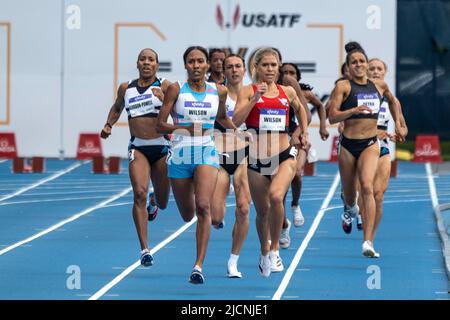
[377,100,389,126]
[357,93,380,114]
[184,101,212,121]
[259,108,286,131]
[225,101,234,118]
[377,106,386,123]
[128,94,154,117]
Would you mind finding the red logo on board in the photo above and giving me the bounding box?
[76,133,103,159]
[0,132,17,158]
[413,134,442,163]
[329,135,339,162]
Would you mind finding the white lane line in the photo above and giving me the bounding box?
[102,199,235,209]
[0,187,132,256]
[320,196,450,213]
[432,269,445,274]
[425,163,439,208]
[5,189,128,196]
[102,197,331,210]
[25,184,130,190]
[41,179,128,184]
[272,173,340,300]
[0,161,87,203]
[0,182,129,189]
[102,201,134,208]
[89,216,198,300]
[397,174,437,179]
[383,198,443,204]
[426,162,450,285]
[0,196,117,206]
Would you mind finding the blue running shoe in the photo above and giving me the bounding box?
[140,249,153,267]
[213,220,225,229]
[147,192,159,221]
[189,267,204,284]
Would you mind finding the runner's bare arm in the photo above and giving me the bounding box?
[101,82,127,139]
[232,85,257,127]
[215,86,237,130]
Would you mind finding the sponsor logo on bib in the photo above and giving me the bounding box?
[259,108,286,130]
[357,93,380,114]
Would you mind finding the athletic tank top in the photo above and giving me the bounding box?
[171,81,219,148]
[124,78,164,120]
[245,84,290,133]
[214,95,246,132]
[276,74,297,133]
[340,79,381,120]
[377,96,391,130]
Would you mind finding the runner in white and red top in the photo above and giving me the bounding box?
[233,47,309,278]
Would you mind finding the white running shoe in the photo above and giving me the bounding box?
[227,261,242,278]
[269,251,284,272]
[371,243,381,258]
[279,219,291,249]
[362,240,375,258]
[229,183,234,195]
[259,254,271,277]
[345,203,359,218]
[292,205,305,227]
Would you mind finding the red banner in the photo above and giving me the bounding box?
[413,134,442,163]
[329,135,339,162]
[0,132,17,158]
[76,133,103,160]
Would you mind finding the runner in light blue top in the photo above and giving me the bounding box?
[156,46,241,284]
[167,78,222,178]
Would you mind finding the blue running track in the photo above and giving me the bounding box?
[0,159,448,300]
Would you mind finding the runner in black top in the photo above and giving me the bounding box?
[328,42,405,257]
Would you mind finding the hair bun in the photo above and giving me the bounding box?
[345,41,364,53]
